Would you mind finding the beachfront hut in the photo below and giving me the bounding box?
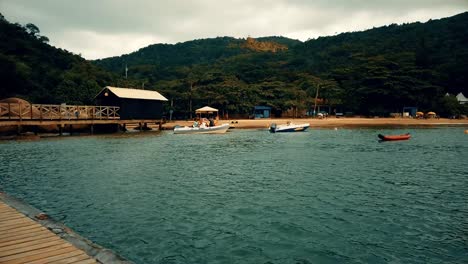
[253,106,271,118]
[195,106,219,120]
[456,92,468,104]
[402,107,418,117]
[95,86,168,119]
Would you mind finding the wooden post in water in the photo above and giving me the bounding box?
[58,125,63,136]
[69,124,73,135]
[90,124,94,135]
[19,103,22,122]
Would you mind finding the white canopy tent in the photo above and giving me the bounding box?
[195,106,219,119]
[456,92,468,104]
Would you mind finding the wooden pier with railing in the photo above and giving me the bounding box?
[0,103,120,121]
[0,102,163,135]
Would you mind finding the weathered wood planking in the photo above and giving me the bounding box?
[0,201,98,264]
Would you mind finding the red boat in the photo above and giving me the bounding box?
[378,133,411,141]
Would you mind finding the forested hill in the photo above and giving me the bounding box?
[288,11,468,115]
[1,11,467,117]
[0,13,128,104]
[93,36,300,72]
[94,12,468,117]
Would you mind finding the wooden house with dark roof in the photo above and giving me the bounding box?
[95,86,168,120]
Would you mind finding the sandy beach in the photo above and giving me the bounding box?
[162,117,468,130]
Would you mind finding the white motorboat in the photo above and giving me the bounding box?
[269,122,310,133]
[174,123,230,134]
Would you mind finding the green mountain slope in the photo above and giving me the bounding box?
[0,14,126,104]
[289,12,468,115]
[1,11,467,117]
[94,12,468,117]
[93,36,300,72]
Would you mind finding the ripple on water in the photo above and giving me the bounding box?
[0,128,467,264]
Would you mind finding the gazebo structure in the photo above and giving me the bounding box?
[195,106,219,120]
[456,92,468,104]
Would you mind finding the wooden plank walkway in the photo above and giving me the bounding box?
[0,201,98,264]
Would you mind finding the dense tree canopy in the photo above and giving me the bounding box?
[0,14,126,104]
[94,12,468,117]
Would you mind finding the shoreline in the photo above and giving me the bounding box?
[1,118,467,140]
[163,117,468,130]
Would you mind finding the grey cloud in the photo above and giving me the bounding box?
[1,0,466,59]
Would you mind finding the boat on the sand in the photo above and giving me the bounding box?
[378,133,411,141]
[269,122,310,133]
[174,123,230,134]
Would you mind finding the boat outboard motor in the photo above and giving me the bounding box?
[269,123,277,133]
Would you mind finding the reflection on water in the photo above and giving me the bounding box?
[0,128,467,264]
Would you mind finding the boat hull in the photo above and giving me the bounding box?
[174,123,230,134]
[378,133,411,141]
[270,123,310,133]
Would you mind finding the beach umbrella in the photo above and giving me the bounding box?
[416,111,424,115]
[427,111,436,115]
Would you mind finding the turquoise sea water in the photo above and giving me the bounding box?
[0,128,467,264]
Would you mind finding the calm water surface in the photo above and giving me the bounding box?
[1,128,467,263]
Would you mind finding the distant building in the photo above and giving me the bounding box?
[456,92,468,104]
[253,106,272,118]
[95,86,168,120]
[402,106,418,117]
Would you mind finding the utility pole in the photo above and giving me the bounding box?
[189,82,193,119]
[313,84,320,117]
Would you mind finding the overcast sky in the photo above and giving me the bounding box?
[1,0,467,60]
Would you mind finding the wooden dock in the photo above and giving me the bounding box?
[0,201,98,264]
[0,103,120,121]
[0,102,165,134]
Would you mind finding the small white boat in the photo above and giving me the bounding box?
[269,122,310,133]
[174,123,230,134]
